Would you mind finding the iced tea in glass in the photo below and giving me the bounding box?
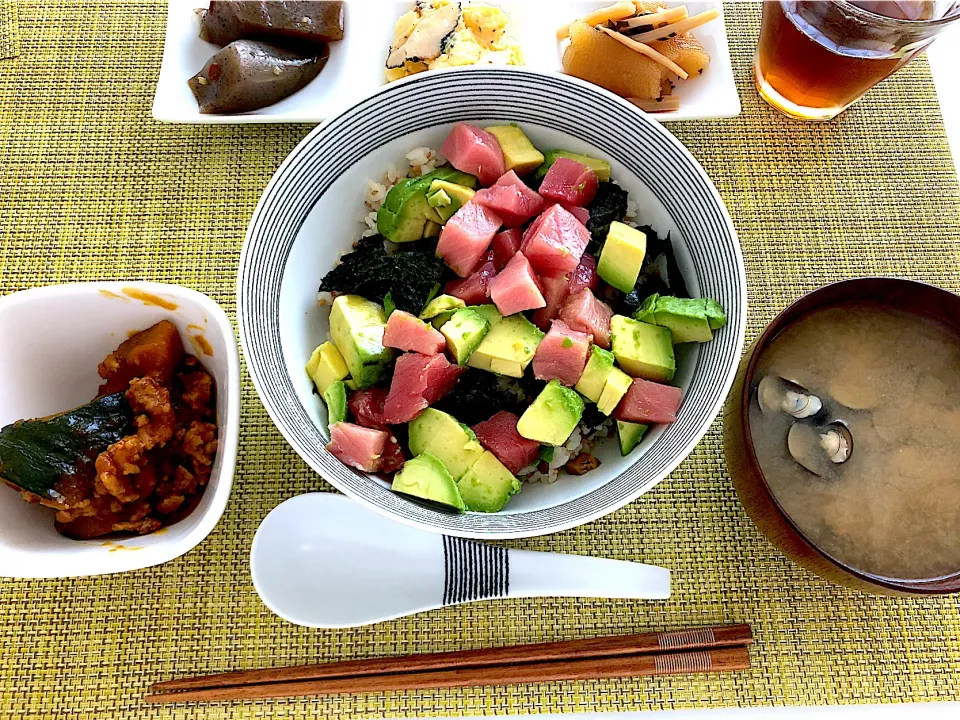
[755,1,960,121]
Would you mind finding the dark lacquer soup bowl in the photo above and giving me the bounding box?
[724,278,960,596]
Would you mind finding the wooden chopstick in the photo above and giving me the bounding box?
[151,624,751,694]
[145,646,750,703]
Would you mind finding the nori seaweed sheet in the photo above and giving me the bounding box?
[583,184,690,313]
[585,182,629,255]
[434,369,526,426]
[318,235,449,315]
[580,404,608,433]
[596,224,691,316]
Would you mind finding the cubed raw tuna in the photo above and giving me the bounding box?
[379,436,406,473]
[383,352,465,424]
[520,204,591,278]
[383,310,446,355]
[532,320,591,387]
[564,204,591,225]
[492,228,522,271]
[436,201,503,277]
[441,122,505,187]
[539,157,599,207]
[531,255,599,331]
[569,253,599,293]
[472,411,540,475]
[327,422,388,473]
[348,387,390,430]
[346,389,406,470]
[532,274,573,331]
[445,254,497,304]
[544,201,590,225]
[614,378,683,424]
[488,251,545,316]
[474,170,545,227]
[560,288,614,349]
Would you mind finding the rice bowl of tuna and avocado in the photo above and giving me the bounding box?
[238,68,745,537]
[304,121,729,515]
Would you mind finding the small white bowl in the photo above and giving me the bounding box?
[0,282,240,578]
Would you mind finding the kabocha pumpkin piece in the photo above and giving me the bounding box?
[199,1,345,46]
[2,322,219,540]
[189,40,328,114]
[0,393,133,501]
[98,319,184,395]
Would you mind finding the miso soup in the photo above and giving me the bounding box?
[749,301,960,581]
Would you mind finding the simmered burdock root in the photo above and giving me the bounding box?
[98,319,184,395]
[200,1,345,46]
[189,40,328,114]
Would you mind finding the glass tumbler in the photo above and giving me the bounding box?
[755,1,960,121]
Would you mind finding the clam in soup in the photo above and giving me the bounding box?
[749,301,960,582]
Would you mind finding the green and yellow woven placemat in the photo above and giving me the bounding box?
[1,2,959,719]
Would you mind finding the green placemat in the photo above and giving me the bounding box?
[1,2,959,719]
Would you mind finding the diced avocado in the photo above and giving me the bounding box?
[440,308,491,365]
[535,150,612,182]
[702,298,727,330]
[306,340,349,395]
[652,296,713,344]
[597,367,632,415]
[631,295,722,344]
[377,200,428,243]
[329,295,395,388]
[432,180,477,204]
[517,379,585,447]
[617,420,648,456]
[633,294,658,324]
[408,408,485,480]
[431,312,455,329]
[610,315,675,382]
[466,303,503,328]
[485,124,545,176]
[383,292,396,318]
[427,188,452,208]
[457,450,522,513]
[344,378,358,391]
[423,219,442,237]
[378,168,477,243]
[575,346,616,403]
[467,314,544,378]
[392,453,465,513]
[420,294,466,321]
[539,446,554,463]
[598,222,647,293]
[322,380,348,426]
[425,179,476,223]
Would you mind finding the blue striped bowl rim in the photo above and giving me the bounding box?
[238,67,747,538]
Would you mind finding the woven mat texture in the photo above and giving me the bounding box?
[1,2,959,719]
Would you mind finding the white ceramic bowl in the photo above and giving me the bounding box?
[0,282,240,578]
[238,68,746,538]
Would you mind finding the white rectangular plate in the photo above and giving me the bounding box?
[153,0,740,124]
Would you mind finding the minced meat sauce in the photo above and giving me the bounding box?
[19,320,218,540]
